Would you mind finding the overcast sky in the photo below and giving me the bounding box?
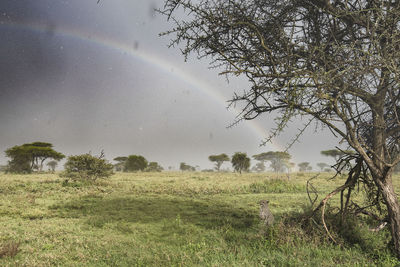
[0,0,340,170]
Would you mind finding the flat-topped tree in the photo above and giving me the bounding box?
[161,0,400,256]
[46,160,59,172]
[208,153,230,171]
[6,142,65,172]
[298,162,311,172]
[145,162,164,172]
[252,162,265,173]
[114,156,127,162]
[113,156,128,172]
[321,149,354,161]
[180,162,195,172]
[317,163,330,172]
[253,151,291,173]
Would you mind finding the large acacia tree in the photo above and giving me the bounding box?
[208,153,230,171]
[6,142,65,172]
[161,0,400,257]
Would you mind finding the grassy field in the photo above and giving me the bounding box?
[0,171,399,266]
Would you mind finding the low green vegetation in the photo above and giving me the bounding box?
[0,171,399,266]
[62,152,114,182]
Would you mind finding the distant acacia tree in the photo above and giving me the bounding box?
[125,155,148,172]
[46,160,59,172]
[208,153,230,171]
[253,151,292,173]
[145,162,164,172]
[287,162,296,173]
[321,149,354,161]
[298,162,311,172]
[251,162,265,173]
[180,162,195,172]
[5,142,65,173]
[113,156,128,172]
[317,163,330,172]
[231,152,250,174]
[161,1,400,256]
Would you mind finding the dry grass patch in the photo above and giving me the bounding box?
[0,241,20,258]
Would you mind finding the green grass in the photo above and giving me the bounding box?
[0,171,399,266]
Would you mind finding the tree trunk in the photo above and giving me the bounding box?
[377,177,400,258]
[40,158,46,172]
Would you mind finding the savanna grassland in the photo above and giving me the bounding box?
[1,171,400,266]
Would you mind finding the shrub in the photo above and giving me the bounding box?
[62,152,113,182]
[246,179,304,193]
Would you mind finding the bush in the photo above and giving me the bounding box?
[246,179,304,193]
[62,152,113,182]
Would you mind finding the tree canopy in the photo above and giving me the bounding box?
[317,162,330,171]
[114,156,128,163]
[180,162,196,171]
[298,162,312,172]
[161,0,400,257]
[231,152,250,174]
[251,162,266,173]
[46,160,59,172]
[253,151,292,173]
[113,156,128,172]
[320,149,354,160]
[145,162,164,172]
[5,142,65,173]
[125,155,148,172]
[208,153,230,171]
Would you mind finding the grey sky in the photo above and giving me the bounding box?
[0,0,340,170]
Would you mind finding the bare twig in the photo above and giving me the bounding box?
[369,221,388,232]
[306,173,320,207]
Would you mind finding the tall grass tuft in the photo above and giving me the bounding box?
[0,241,20,258]
[261,205,396,263]
[246,178,304,193]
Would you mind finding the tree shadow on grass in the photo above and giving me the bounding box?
[50,195,257,231]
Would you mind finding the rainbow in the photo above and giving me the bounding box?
[1,20,283,151]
